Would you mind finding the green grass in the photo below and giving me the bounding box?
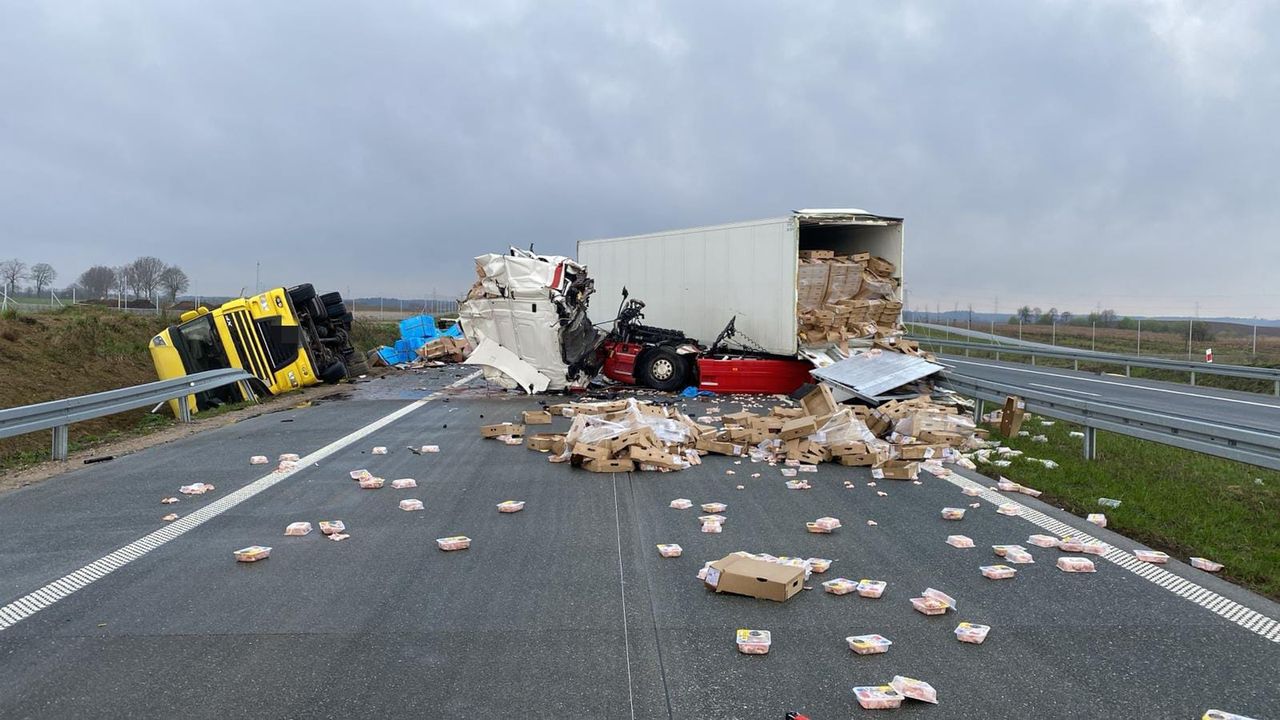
[976,415,1280,600]
[348,319,400,353]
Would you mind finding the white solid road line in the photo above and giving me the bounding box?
[946,358,1280,410]
[937,469,1279,644]
[1028,382,1100,397]
[0,370,482,633]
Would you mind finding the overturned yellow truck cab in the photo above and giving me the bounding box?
[149,284,369,416]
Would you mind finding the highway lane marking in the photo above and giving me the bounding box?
[945,359,1280,410]
[0,370,483,633]
[935,469,1279,644]
[1027,382,1100,397]
[611,474,637,720]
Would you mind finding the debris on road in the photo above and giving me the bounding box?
[890,676,938,704]
[284,522,312,536]
[161,497,179,505]
[670,498,693,509]
[1087,513,1107,527]
[358,477,384,489]
[946,535,974,548]
[371,314,468,367]
[704,553,805,602]
[497,500,525,513]
[391,478,417,489]
[421,445,440,453]
[234,546,271,562]
[1135,550,1170,563]
[847,634,892,655]
[1202,710,1261,719]
[278,453,300,463]
[853,685,905,710]
[1098,497,1123,508]
[1027,534,1059,548]
[910,587,955,615]
[1057,557,1097,573]
[318,520,346,535]
[371,446,387,455]
[481,422,524,438]
[822,578,857,595]
[736,628,772,655]
[522,410,553,425]
[398,499,424,511]
[1190,557,1224,572]
[1006,547,1035,564]
[437,535,471,551]
[328,532,350,542]
[981,564,1017,580]
[857,579,886,598]
[807,557,831,573]
[657,544,683,558]
[941,507,965,520]
[161,513,179,522]
[954,622,990,644]
[249,456,268,465]
[179,483,214,495]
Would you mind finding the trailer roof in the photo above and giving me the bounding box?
[794,209,903,226]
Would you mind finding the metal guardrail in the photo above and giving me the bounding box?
[0,369,256,461]
[912,337,1280,394]
[940,371,1280,471]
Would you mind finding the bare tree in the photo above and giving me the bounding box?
[1016,305,1033,323]
[112,265,131,301]
[0,259,27,296]
[1099,309,1117,327]
[78,266,116,299]
[1059,310,1074,325]
[30,263,56,295]
[127,256,167,300]
[159,265,190,303]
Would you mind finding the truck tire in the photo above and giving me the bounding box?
[288,283,316,306]
[325,301,348,320]
[319,291,343,306]
[343,350,371,377]
[638,347,689,392]
[319,359,347,384]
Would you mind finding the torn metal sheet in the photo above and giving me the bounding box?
[464,338,552,394]
[811,350,943,402]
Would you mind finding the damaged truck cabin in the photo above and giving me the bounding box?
[457,248,602,393]
[577,209,912,394]
[149,284,369,415]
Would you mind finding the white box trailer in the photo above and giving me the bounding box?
[577,209,904,357]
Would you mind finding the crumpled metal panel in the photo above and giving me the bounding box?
[811,351,943,401]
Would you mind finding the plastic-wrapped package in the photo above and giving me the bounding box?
[941,507,965,520]
[910,587,955,615]
[955,622,990,644]
[997,503,1021,516]
[857,579,887,598]
[846,634,892,655]
[806,558,831,573]
[980,564,1016,579]
[1190,557,1223,572]
[391,478,417,489]
[1087,513,1107,527]
[785,480,812,490]
[1057,557,1096,573]
[1058,538,1085,552]
[358,477,384,489]
[318,520,345,535]
[822,578,857,595]
[698,514,727,524]
[436,536,471,551]
[284,522,312,536]
[371,446,387,455]
[780,468,798,478]
[179,483,215,495]
[1079,542,1107,556]
[399,499,424,511]
[890,675,938,704]
[853,686,904,710]
[278,453,300,462]
[1202,710,1261,719]
[997,479,1019,492]
[234,546,271,562]
[421,445,440,453]
[701,502,727,513]
[946,535,974,548]
[249,456,268,465]
[701,521,723,534]
[1135,550,1169,563]
[813,516,841,531]
[497,500,525,513]
[349,469,372,480]
[1005,548,1034,564]
[161,497,179,505]
[1027,534,1059,548]
[162,513,179,522]
[992,545,1025,557]
[656,544,683,558]
[670,498,693,509]
[962,486,981,496]
[735,628,771,655]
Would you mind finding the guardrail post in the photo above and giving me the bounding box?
[51,425,69,461]
[238,380,260,404]
[965,347,970,357]
[972,398,984,422]
[1073,359,1079,371]
[1125,364,1131,377]
[1190,371,1196,386]
[178,398,192,423]
[995,350,1000,361]
[1275,380,1279,397]
[1083,426,1097,460]
[1030,355,1036,366]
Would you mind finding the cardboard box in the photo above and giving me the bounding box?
[1000,396,1026,437]
[526,433,565,452]
[481,423,525,438]
[704,553,805,602]
[874,460,919,480]
[571,442,612,462]
[798,383,838,419]
[779,416,818,441]
[628,446,686,470]
[522,410,553,425]
[897,444,941,460]
[828,441,868,457]
[838,452,879,467]
[771,406,807,419]
[799,249,835,260]
[866,255,895,277]
[607,426,659,453]
[722,411,758,425]
[583,458,635,473]
[702,440,743,456]
[865,411,893,437]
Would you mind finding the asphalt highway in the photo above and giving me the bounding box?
[939,355,1280,435]
[0,367,1276,719]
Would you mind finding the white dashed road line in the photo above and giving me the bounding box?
[0,370,482,633]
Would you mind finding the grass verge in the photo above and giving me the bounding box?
[976,414,1280,600]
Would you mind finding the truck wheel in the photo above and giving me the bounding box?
[344,351,371,377]
[319,360,347,384]
[325,301,348,320]
[319,291,343,306]
[638,347,689,392]
[288,283,316,306]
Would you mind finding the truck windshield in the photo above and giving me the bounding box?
[175,315,230,373]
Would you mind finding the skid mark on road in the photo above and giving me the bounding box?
[936,470,1280,643]
[0,371,482,633]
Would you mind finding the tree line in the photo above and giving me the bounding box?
[0,257,190,303]
[1010,305,1213,340]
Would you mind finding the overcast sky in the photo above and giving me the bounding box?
[2,1,1276,318]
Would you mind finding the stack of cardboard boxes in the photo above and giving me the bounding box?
[796,250,906,350]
